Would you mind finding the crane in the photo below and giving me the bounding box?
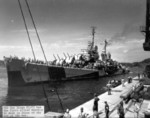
[141,0,150,51]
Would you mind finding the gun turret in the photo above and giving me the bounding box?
[57,54,61,60]
[67,53,70,58]
[53,54,57,60]
[63,53,67,59]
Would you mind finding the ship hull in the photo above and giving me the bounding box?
[5,58,124,87]
[21,63,100,83]
[5,59,102,87]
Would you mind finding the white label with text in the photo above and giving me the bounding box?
[2,106,44,117]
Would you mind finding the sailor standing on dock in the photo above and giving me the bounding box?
[134,102,140,118]
[63,109,71,118]
[117,101,125,118]
[107,81,111,95]
[78,107,88,118]
[93,93,100,118]
[104,101,109,118]
[122,78,125,87]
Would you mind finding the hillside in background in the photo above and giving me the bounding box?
[121,58,150,74]
[122,58,150,67]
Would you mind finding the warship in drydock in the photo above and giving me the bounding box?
[4,27,128,87]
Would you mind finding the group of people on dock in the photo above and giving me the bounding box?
[63,74,146,118]
[63,93,109,118]
[63,95,142,118]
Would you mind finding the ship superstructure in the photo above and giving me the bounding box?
[4,1,128,87]
[4,28,126,87]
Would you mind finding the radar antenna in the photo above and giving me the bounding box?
[103,40,108,53]
[91,26,96,49]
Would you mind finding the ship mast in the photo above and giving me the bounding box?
[91,26,96,49]
[142,0,150,51]
[103,40,108,54]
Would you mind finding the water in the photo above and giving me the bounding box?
[0,66,132,116]
[0,67,8,116]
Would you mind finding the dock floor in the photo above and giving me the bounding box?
[69,77,139,117]
[44,77,150,118]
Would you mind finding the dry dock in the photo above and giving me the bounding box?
[43,76,150,118]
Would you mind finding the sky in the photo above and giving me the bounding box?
[0,0,149,62]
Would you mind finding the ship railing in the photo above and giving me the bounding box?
[4,56,104,71]
[5,56,101,71]
[26,62,99,71]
